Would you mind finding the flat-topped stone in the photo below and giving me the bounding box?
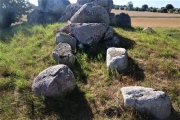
[106,47,128,72]
[121,86,171,120]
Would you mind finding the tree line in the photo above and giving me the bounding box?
[113,1,180,14]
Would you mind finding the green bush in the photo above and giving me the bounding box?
[0,0,33,28]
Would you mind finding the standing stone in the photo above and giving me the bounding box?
[109,13,117,26]
[32,65,75,97]
[70,3,109,25]
[116,13,131,27]
[106,47,128,72]
[55,32,77,50]
[52,43,75,67]
[38,0,70,14]
[121,86,171,120]
[69,23,108,45]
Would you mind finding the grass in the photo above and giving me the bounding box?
[0,23,180,119]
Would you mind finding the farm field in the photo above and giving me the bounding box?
[111,9,180,27]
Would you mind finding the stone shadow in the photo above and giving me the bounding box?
[71,59,88,84]
[124,57,145,81]
[42,86,94,120]
[114,31,136,50]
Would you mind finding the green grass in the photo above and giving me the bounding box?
[0,23,180,119]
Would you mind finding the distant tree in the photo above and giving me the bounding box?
[142,4,148,10]
[127,1,133,8]
[166,4,174,10]
[0,0,33,28]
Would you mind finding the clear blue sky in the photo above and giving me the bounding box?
[29,0,180,8]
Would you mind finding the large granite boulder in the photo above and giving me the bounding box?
[106,47,128,72]
[121,86,171,120]
[70,3,109,25]
[55,32,77,50]
[62,23,108,45]
[27,8,60,24]
[32,65,75,97]
[116,13,131,27]
[38,0,70,14]
[77,0,113,13]
[59,4,82,22]
[52,43,75,66]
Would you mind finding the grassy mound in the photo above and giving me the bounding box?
[0,23,180,119]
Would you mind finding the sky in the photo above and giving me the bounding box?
[29,0,180,8]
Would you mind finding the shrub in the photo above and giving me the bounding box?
[0,0,33,28]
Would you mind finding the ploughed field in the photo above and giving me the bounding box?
[111,9,180,27]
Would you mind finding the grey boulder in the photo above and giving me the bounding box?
[92,0,113,13]
[121,86,171,120]
[38,0,70,14]
[55,32,77,50]
[109,13,117,26]
[106,47,128,72]
[103,27,114,41]
[68,23,108,45]
[59,4,82,22]
[52,43,75,66]
[32,65,75,97]
[77,0,113,13]
[70,3,109,25]
[27,8,60,24]
[116,13,131,27]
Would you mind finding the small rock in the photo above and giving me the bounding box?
[106,47,128,72]
[32,64,75,97]
[52,43,75,67]
[143,27,155,33]
[121,86,171,120]
[55,32,77,50]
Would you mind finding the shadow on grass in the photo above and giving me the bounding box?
[71,59,88,84]
[124,57,145,81]
[43,86,94,120]
[114,32,136,50]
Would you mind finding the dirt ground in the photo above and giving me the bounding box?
[111,9,180,27]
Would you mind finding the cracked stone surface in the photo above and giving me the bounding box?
[121,86,171,120]
[106,47,128,72]
[32,65,75,97]
[52,43,75,67]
